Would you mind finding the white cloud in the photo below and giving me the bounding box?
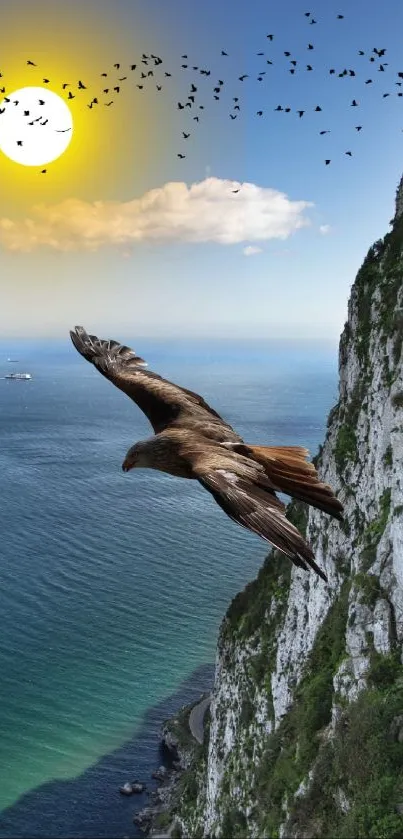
[319,224,331,235]
[243,245,263,256]
[0,177,313,252]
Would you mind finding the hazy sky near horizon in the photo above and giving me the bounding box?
[1,0,402,340]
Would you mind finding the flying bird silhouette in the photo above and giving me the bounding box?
[41,18,401,172]
[70,327,344,582]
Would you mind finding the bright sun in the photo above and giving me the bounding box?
[0,86,73,166]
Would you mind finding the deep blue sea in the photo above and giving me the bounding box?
[0,337,339,838]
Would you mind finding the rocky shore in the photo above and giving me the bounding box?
[126,692,210,838]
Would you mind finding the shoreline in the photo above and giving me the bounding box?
[130,691,212,838]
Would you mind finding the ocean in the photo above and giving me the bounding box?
[0,337,339,838]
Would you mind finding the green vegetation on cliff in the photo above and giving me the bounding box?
[332,214,403,479]
[252,578,351,838]
[217,578,403,839]
[287,672,403,839]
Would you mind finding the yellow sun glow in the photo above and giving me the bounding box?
[0,87,73,166]
[0,5,172,207]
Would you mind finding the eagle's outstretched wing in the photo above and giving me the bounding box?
[70,326,234,435]
[196,464,328,581]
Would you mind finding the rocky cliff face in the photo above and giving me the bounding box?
[167,180,403,839]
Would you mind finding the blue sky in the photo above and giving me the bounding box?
[1,0,402,339]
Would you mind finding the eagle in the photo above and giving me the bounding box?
[70,326,344,582]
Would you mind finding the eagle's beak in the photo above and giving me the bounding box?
[122,458,132,473]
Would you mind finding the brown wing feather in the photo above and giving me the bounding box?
[196,466,327,581]
[70,326,231,434]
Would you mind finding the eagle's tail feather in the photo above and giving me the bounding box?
[246,444,344,521]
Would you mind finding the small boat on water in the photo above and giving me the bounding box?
[5,372,32,380]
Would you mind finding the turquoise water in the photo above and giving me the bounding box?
[0,338,338,837]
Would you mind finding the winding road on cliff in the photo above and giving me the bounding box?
[189,694,212,745]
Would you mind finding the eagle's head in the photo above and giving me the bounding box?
[122,443,142,472]
[122,439,156,472]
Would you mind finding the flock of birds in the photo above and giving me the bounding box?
[1,10,402,173]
